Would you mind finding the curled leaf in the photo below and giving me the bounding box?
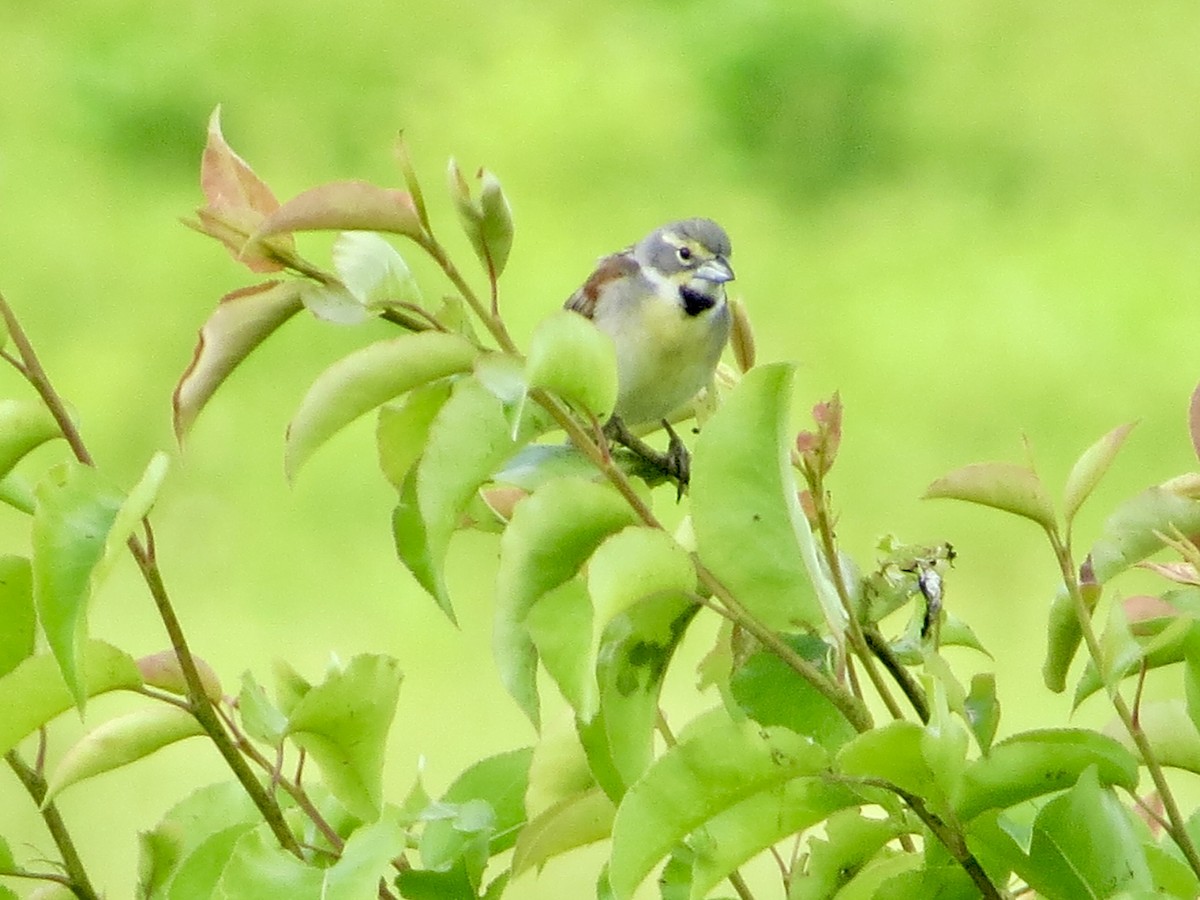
[173,281,304,442]
[1191,381,1200,463]
[729,298,756,373]
[924,461,1057,533]
[285,331,478,480]
[1063,422,1137,527]
[478,169,514,276]
[43,706,204,804]
[0,399,64,481]
[526,310,618,421]
[258,180,424,240]
[332,231,422,310]
[33,463,126,709]
[195,106,292,272]
[136,650,223,702]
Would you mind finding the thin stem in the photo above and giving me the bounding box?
[654,715,757,900]
[6,750,101,900]
[863,626,929,723]
[221,710,345,853]
[806,478,908,722]
[0,293,302,858]
[845,775,1002,900]
[1050,530,1200,880]
[691,584,873,733]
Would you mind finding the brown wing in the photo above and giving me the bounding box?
[564,251,639,318]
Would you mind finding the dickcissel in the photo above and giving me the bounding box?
[564,217,734,486]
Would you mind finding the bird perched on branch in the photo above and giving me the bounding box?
[565,217,734,487]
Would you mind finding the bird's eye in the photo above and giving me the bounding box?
[676,246,693,262]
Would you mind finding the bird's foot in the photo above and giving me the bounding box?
[604,416,691,499]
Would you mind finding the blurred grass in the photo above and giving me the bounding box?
[2,0,1200,896]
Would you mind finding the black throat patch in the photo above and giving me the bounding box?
[680,285,717,317]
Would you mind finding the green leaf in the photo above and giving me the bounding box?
[730,634,855,753]
[585,600,700,796]
[0,556,34,678]
[1089,486,1200,582]
[494,477,638,727]
[418,800,493,891]
[492,443,598,491]
[214,828,322,899]
[0,641,140,757]
[1063,422,1137,528]
[1024,766,1152,898]
[161,822,257,900]
[924,461,1058,533]
[0,399,63,480]
[524,578,592,714]
[285,654,403,821]
[43,706,203,804]
[0,471,36,515]
[691,777,860,900]
[333,230,422,309]
[377,382,452,490]
[417,377,547,619]
[608,717,827,899]
[511,788,615,877]
[837,721,941,805]
[791,808,909,900]
[963,673,1000,753]
[1043,585,1083,693]
[691,363,825,631]
[446,159,514,277]
[1106,699,1200,774]
[137,780,262,898]
[238,671,288,746]
[173,281,304,442]
[0,833,13,870]
[272,659,312,716]
[285,331,477,480]
[323,815,406,900]
[257,180,424,239]
[955,728,1139,821]
[478,169,514,277]
[422,749,533,862]
[299,281,371,325]
[1185,628,1200,734]
[595,596,697,791]
[32,462,126,708]
[92,451,169,591]
[392,469,441,605]
[583,526,696,719]
[526,310,618,421]
[1097,597,1143,693]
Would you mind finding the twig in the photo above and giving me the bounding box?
[6,750,101,900]
[0,292,302,858]
[1050,530,1200,880]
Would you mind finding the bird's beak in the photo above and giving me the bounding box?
[696,257,735,284]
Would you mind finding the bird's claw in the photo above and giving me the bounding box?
[603,416,691,499]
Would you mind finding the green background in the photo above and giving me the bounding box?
[2,1,1200,896]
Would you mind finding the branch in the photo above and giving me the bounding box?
[5,750,100,900]
[0,292,302,858]
[1050,530,1200,880]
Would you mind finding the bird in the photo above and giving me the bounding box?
[564,217,735,486]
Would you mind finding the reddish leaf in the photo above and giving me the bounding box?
[173,281,304,442]
[1191,382,1200,463]
[201,107,279,219]
[195,107,293,273]
[257,181,424,240]
[924,461,1057,532]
